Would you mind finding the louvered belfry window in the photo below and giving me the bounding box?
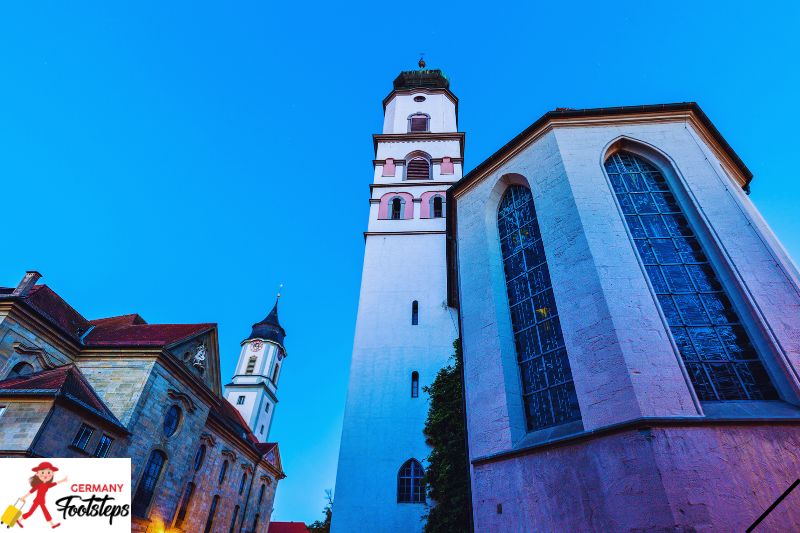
[605,152,778,401]
[406,157,430,180]
[409,114,429,132]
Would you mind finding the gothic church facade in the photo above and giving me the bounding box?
[334,68,800,531]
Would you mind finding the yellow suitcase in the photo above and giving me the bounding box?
[1,499,23,528]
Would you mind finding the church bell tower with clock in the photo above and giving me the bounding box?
[225,298,287,441]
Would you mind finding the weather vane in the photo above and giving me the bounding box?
[418,53,426,69]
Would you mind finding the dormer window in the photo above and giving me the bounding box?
[408,113,430,133]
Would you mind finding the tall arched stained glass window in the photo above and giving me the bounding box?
[498,185,581,431]
[605,152,778,401]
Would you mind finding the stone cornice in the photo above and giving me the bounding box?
[0,302,82,356]
[471,415,800,467]
[369,181,456,191]
[373,132,465,156]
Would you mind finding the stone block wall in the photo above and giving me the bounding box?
[0,399,52,452]
[76,358,154,426]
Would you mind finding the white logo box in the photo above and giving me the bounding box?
[0,458,131,532]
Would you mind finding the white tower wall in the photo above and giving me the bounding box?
[332,71,462,533]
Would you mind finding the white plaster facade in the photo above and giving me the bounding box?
[331,76,462,533]
[452,110,800,530]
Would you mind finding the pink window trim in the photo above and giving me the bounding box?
[378,192,415,219]
[420,191,446,219]
[382,158,396,177]
[440,157,454,175]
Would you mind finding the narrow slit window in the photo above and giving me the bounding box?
[411,371,419,398]
[411,301,419,325]
[604,152,778,401]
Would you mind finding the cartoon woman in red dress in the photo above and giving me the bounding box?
[16,461,67,529]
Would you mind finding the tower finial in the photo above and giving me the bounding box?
[277,283,284,299]
[418,54,426,69]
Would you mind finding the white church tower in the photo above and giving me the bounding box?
[225,299,286,441]
[331,63,463,532]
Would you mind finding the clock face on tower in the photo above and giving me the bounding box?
[251,340,264,352]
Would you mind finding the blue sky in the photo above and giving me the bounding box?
[1,0,798,523]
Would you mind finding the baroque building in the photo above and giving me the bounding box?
[0,272,287,533]
[334,66,800,531]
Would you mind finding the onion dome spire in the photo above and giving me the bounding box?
[245,292,286,347]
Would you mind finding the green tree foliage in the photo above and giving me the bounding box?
[423,339,471,533]
[307,489,332,533]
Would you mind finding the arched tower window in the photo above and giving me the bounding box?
[390,197,405,220]
[604,151,778,401]
[132,450,167,517]
[411,371,419,398]
[397,459,425,503]
[408,113,430,133]
[7,361,34,379]
[406,154,431,180]
[271,364,280,384]
[411,300,419,325]
[498,185,581,431]
[432,195,444,218]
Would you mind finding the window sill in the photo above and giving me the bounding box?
[68,444,91,456]
[473,409,800,467]
[701,400,800,419]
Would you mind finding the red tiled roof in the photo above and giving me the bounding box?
[0,365,125,430]
[0,283,213,349]
[84,321,214,347]
[15,285,91,341]
[256,442,277,454]
[210,399,285,476]
[268,522,310,533]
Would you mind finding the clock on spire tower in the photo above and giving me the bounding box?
[224,297,287,441]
